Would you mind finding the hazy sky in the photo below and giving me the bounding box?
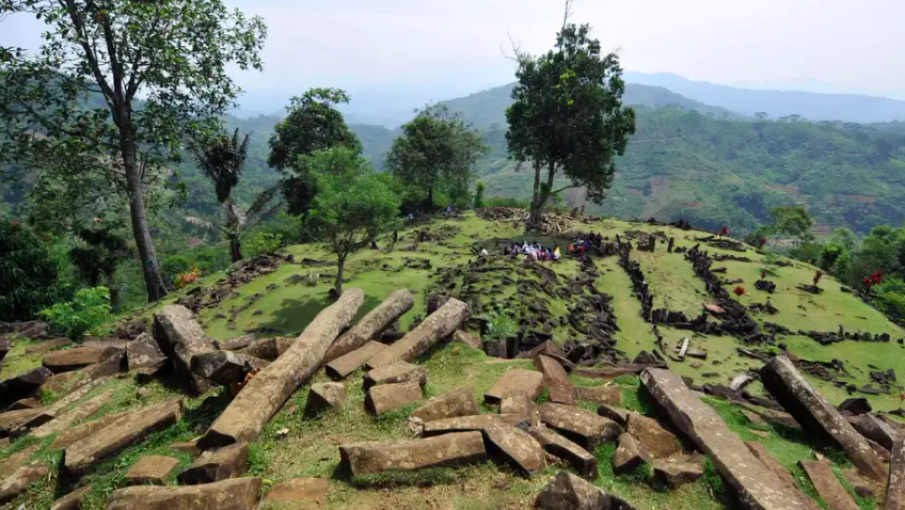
[3,0,904,117]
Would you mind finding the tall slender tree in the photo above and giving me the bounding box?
[505,16,635,225]
[0,0,267,301]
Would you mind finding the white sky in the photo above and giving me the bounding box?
[3,0,904,115]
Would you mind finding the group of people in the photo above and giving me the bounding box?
[504,241,561,261]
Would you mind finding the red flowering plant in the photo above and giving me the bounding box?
[733,286,746,298]
[862,270,883,294]
[720,226,729,237]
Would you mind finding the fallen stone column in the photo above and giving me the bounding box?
[363,361,426,390]
[325,341,387,380]
[641,367,812,510]
[799,460,859,510]
[888,438,905,510]
[30,388,117,439]
[339,431,487,476]
[411,387,480,423]
[422,414,528,436]
[198,289,364,449]
[760,356,887,482]
[534,354,576,405]
[745,442,821,510]
[324,289,414,363]
[177,443,249,485]
[106,477,262,510]
[64,399,182,478]
[153,305,216,395]
[365,381,422,416]
[528,426,598,479]
[237,336,296,361]
[538,403,622,450]
[365,298,470,369]
[484,369,544,404]
[483,423,545,477]
[190,351,270,386]
[11,378,108,438]
[0,367,53,409]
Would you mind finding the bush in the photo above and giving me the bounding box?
[473,180,486,209]
[874,280,905,322]
[484,196,530,209]
[160,255,192,284]
[0,220,66,321]
[485,312,517,343]
[39,286,112,339]
[247,231,284,257]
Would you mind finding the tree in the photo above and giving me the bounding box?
[305,147,401,296]
[0,0,267,302]
[68,221,130,310]
[190,129,280,263]
[505,21,636,224]
[268,88,362,216]
[474,180,486,209]
[769,206,814,242]
[385,105,487,210]
[0,220,65,321]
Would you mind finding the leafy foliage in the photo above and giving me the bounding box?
[485,312,517,343]
[0,220,65,321]
[505,22,636,223]
[39,286,111,340]
[305,147,402,295]
[474,180,486,209]
[385,105,487,209]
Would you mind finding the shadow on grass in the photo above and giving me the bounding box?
[259,295,382,337]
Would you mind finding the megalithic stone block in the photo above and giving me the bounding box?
[324,289,414,363]
[365,298,470,369]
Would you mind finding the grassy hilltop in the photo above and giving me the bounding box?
[1,212,902,510]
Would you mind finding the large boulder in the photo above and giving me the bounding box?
[534,354,576,405]
[482,423,545,477]
[125,333,167,372]
[760,356,888,482]
[106,477,262,510]
[538,403,622,450]
[641,367,813,510]
[410,387,479,423]
[42,345,119,373]
[528,426,599,479]
[612,433,651,475]
[190,351,269,386]
[483,369,544,404]
[0,367,53,409]
[153,305,216,395]
[339,431,487,477]
[535,471,637,510]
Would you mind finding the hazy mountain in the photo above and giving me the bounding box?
[624,72,905,123]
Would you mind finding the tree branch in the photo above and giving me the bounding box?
[552,184,579,195]
[62,0,115,105]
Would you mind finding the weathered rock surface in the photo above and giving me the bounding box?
[838,397,872,416]
[536,471,637,510]
[484,369,544,404]
[215,334,256,351]
[528,426,599,479]
[10,379,107,438]
[538,403,622,450]
[597,404,631,427]
[264,477,329,504]
[889,438,905,510]
[50,411,127,449]
[339,431,487,476]
[500,394,540,427]
[7,398,40,411]
[0,367,53,409]
[43,346,118,373]
[306,382,346,415]
[612,432,651,475]
[177,442,249,485]
[744,441,822,510]
[626,413,679,458]
[641,367,811,510]
[199,289,364,449]
[452,330,482,349]
[422,414,528,436]
[365,381,422,416]
[576,384,622,405]
[153,305,215,395]
[362,361,427,390]
[325,341,387,380]
[29,388,116,439]
[534,354,576,405]
[365,297,470,368]
[106,477,262,510]
[237,336,295,361]
[50,484,92,510]
[760,356,888,482]
[0,408,42,437]
[799,460,859,510]
[0,464,48,504]
[126,455,180,485]
[654,457,705,488]
[841,470,874,499]
[0,445,38,477]
[483,423,545,477]
[324,289,414,363]
[849,414,898,450]
[190,350,269,386]
[64,399,182,478]
[81,350,126,381]
[411,387,479,423]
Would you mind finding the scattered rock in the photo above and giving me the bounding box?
[178,442,249,485]
[534,354,576,405]
[538,403,622,450]
[0,445,38,477]
[325,341,387,380]
[411,387,479,423]
[0,464,48,504]
[744,441,822,510]
[0,367,53,409]
[838,397,872,416]
[324,289,414,363]
[626,413,680,458]
[50,484,92,510]
[483,423,545,477]
[612,432,651,475]
[4,398,38,411]
[848,414,897,450]
[500,394,540,427]
[50,411,126,450]
[126,455,181,485]
[106,477,262,510]
[654,456,704,488]
[799,460,859,510]
[365,380,422,416]
[264,477,329,504]
[597,404,631,427]
[362,361,427,390]
[452,330,482,349]
[214,334,256,351]
[306,382,346,415]
[422,414,528,436]
[0,408,43,437]
[535,471,636,510]
[153,305,216,395]
[528,426,598,479]
[365,297,470,368]
[484,369,544,404]
[43,346,118,373]
[339,431,487,476]
[190,350,269,386]
[29,387,116,439]
[841,470,874,499]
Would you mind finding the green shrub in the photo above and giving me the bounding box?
[473,180,486,209]
[160,255,192,284]
[484,196,529,209]
[874,280,905,322]
[39,286,112,340]
[0,220,66,321]
[247,231,284,256]
[485,312,517,342]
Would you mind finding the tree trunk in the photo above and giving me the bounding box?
[529,164,543,225]
[335,254,346,296]
[120,122,167,302]
[229,235,242,263]
[427,185,434,211]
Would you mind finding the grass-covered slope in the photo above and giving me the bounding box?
[2,213,902,510]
